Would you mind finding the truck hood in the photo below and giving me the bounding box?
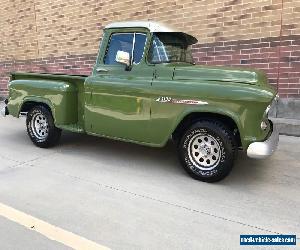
[173,64,268,86]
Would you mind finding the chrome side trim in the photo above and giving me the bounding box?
[155,97,208,105]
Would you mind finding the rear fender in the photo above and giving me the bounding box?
[20,97,55,117]
[8,79,78,125]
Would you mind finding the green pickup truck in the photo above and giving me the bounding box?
[2,21,279,182]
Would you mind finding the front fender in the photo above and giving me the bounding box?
[160,104,243,147]
[171,105,242,138]
[150,99,269,149]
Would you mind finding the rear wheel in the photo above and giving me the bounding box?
[178,120,237,182]
[26,106,61,148]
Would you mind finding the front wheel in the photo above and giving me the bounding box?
[26,106,61,148]
[178,120,237,182]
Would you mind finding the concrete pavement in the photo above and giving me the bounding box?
[0,216,70,250]
[0,113,299,249]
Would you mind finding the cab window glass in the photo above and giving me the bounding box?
[104,33,147,65]
[104,33,134,65]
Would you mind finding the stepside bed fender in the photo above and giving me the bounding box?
[8,79,78,126]
[20,97,55,116]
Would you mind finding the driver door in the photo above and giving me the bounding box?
[85,32,155,143]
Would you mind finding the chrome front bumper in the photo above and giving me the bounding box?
[247,124,279,159]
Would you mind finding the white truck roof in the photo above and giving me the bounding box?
[105,21,198,44]
[105,21,176,32]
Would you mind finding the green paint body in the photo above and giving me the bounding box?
[7,27,276,149]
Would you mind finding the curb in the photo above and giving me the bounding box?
[271,118,300,137]
[269,98,300,136]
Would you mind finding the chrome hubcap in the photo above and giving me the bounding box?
[188,134,221,170]
[31,113,49,140]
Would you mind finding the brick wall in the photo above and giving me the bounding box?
[1,0,300,97]
[193,35,300,98]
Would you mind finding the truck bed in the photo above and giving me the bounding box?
[9,72,88,132]
[11,72,88,81]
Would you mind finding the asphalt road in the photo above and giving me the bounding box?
[0,112,299,249]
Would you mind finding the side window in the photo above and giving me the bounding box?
[104,33,147,65]
[149,35,168,63]
[148,33,194,64]
[104,33,134,65]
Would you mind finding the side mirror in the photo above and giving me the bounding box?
[115,50,131,67]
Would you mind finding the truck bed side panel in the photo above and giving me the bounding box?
[8,79,80,127]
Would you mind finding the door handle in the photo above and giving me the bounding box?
[96,67,109,73]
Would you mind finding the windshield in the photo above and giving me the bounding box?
[149,33,194,64]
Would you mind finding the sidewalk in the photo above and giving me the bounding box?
[270,98,300,137]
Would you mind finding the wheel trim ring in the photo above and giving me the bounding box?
[31,113,49,140]
[187,133,222,171]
